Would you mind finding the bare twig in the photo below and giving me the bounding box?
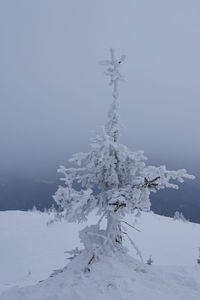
[88,254,95,265]
[122,220,141,232]
[122,225,143,263]
[143,176,160,188]
[97,211,107,226]
[109,201,126,212]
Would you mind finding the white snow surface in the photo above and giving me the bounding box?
[0,210,200,299]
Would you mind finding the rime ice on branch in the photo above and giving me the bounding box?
[53,49,194,264]
[100,48,125,142]
[100,48,126,100]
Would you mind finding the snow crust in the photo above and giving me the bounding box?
[2,250,200,300]
[0,211,200,299]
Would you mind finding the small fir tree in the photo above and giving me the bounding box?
[174,211,187,222]
[53,49,194,267]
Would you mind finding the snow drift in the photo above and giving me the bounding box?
[0,210,200,300]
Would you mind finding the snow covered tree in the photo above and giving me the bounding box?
[173,211,187,222]
[53,49,194,268]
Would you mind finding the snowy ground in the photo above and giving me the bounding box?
[0,210,200,299]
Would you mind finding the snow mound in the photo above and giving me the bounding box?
[1,250,200,300]
[1,210,200,300]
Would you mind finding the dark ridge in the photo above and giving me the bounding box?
[0,176,199,224]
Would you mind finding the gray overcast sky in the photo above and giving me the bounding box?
[0,0,200,179]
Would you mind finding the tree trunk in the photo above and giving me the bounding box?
[105,211,122,251]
